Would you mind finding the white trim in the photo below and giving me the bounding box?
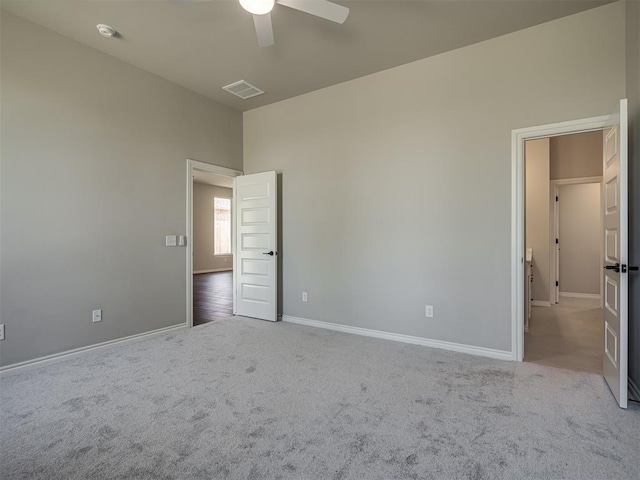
[551,176,604,186]
[512,114,614,362]
[0,324,187,375]
[551,180,559,304]
[187,160,242,178]
[559,292,601,300]
[232,179,237,315]
[187,159,242,328]
[629,377,640,402]
[618,99,629,409]
[193,268,233,274]
[282,315,513,361]
[531,300,552,307]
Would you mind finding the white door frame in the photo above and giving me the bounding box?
[186,159,243,328]
[550,176,604,305]
[511,114,615,361]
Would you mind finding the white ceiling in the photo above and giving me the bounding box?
[2,0,610,112]
[193,170,235,187]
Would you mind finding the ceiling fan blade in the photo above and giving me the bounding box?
[253,13,275,47]
[276,0,349,24]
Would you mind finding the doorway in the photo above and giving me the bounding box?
[523,132,604,374]
[511,100,630,408]
[186,160,242,327]
[192,171,235,325]
[186,160,280,327]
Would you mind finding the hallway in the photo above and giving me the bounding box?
[193,271,233,326]
[525,297,603,374]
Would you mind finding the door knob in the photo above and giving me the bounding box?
[262,251,275,256]
[604,263,620,273]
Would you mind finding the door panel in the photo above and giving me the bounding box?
[241,233,270,250]
[605,229,618,263]
[602,99,628,409]
[241,258,270,276]
[235,171,278,321]
[605,177,618,214]
[604,276,618,316]
[605,322,618,368]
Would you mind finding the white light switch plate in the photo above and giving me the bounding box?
[425,305,434,318]
[0,324,4,340]
[92,309,102,323]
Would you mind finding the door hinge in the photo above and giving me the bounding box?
[556,196,559,202]
[555,238,559,244]
[556,281,559,287]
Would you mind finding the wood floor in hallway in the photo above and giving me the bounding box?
[524,296,603,374]
[193,271,233,326]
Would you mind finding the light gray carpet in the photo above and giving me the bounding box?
[1,317,639,480]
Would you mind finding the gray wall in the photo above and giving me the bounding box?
[243,3,626,353]
[525,138,551,302]
[193,183,233,272]
[626,0,640,391]
[0,13,243,366]
[550,131,603,180]
[558,183,601,295]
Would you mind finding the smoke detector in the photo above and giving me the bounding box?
[96,24,117,38]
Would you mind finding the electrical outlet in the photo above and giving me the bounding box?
[425,305,434,318]
[302,291,308,302]
[0,324,4,341]
[165,235,177,247]
[92,309,102,323]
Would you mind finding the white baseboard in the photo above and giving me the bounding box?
[193,268,233,274]
[281,315,513,361]
[629,377,640,402]
[0,323,187,375]
[559,292,600,300]
[531,300,552,307]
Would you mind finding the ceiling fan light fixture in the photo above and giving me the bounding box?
[239,0,275,15]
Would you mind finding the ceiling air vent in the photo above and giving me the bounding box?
[222,80,265,100]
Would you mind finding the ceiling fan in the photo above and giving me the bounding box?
[173,0,349,48]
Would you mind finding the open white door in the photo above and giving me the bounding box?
[235,171,278,322]
[602,99,628,408]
